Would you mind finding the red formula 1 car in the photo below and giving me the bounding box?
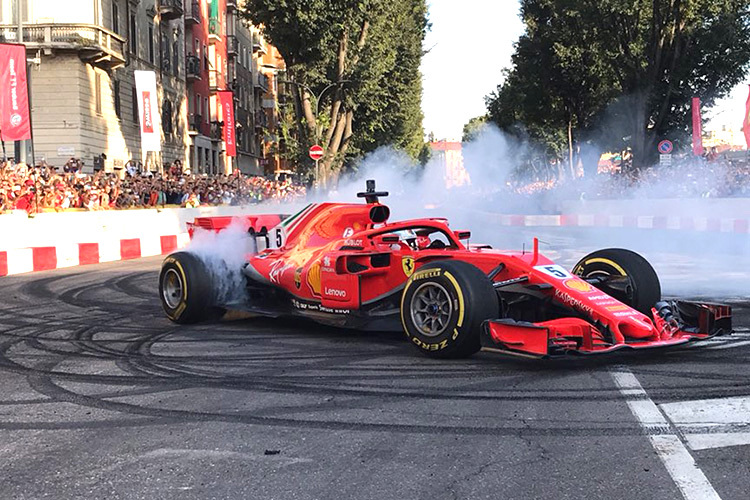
[159,181,732,358]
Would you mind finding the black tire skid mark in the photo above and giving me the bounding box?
[2,265,749,436]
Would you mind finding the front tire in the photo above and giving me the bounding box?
[400,260,497,358]
[159,252,219,324]
[572,248,661,315]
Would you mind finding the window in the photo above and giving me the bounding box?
[129,13,137,54]
[112,2,120,35]
[203,44,208,71]
[132,86,139,123]
[160,30,170,73]
[113,80,121,119]
[148,24,154,64]
[204,97,208,123]
[172,39,179,77]
[95,72,102,115]
[162,99,173,135]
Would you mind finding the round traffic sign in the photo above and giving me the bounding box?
[309,145,324,161]
[658,140,673,154]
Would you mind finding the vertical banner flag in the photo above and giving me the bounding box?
[691,97,704,156]
[218,91,236,157]
[134,71,161,152]
[744,85,750,149]
[0,43,32,141]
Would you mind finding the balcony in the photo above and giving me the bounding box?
[1,24,126,69]
[159,0,184,21]
[252,33,266,54]
[227,35,238,57]
[186,55,201,81]
[208,70,223,91]
[255,72,269,92]
[208,17,221,42]
[210,120,224,141]
[188,113,202,134]
[255,111,268,129]
[185,1,201,24]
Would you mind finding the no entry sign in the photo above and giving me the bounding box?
[309,145,324,161]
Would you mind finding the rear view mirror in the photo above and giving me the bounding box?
[454,230,471,240]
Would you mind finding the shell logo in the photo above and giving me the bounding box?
[563,278,594,293]
[307,261,322,295]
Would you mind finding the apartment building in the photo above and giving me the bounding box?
[1,0,286,175]
[0,0,189,172]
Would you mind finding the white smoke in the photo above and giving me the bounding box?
[175,121,746,301]
[185,220,256,305]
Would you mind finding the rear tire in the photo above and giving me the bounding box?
[400,260,497,358]
[159,252,219,324]
[572,248,660,315]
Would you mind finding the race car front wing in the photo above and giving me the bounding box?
[480,301,732,358]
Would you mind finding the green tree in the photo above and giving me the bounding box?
[461,115,488,143]
[242,0,428,186]
[487,0,750,170]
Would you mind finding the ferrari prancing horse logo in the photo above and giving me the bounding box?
[402,256,415,277]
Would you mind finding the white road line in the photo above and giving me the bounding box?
[610,367,721,500]
[659,396,750,451]
[705,340,750,350]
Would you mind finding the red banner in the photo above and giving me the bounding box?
[744,85,750,149]
[218,91,236,157]
[0,43,32,142]
[691,97,703,156]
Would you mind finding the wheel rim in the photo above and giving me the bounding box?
[410,282,453,337]
[162,268,184,309]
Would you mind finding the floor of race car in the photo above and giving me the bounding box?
[0,255,748,500]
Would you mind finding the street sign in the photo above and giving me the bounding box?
[309,145,324,161]
[657,140,673,154]
[660,154,672,166]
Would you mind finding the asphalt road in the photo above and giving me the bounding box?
[0,256,748,500]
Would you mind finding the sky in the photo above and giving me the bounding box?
[420,0,748,141]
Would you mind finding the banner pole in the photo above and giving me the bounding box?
[26,61,36,168]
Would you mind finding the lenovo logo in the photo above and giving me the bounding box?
[324,287,347,298]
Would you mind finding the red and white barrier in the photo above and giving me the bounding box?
[481,213,750,234]
[0,233,190,277]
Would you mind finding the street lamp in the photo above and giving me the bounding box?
[273,77,351,187]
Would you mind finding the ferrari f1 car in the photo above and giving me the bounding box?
[159,181,732,358]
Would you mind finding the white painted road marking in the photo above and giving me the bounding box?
[660,396,750,451]
[610,367,722,500]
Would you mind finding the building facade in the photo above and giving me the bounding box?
[0,0,189,172]
[0,0,284,175]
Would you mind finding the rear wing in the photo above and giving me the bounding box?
[187,214,287,251]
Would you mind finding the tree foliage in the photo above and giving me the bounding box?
[487,0,750,170]
[461,115,488,143]
[242,0,428,185]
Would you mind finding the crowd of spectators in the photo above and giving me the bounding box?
[507,152,750,201]
[2,151,749,215]
[0,158,307,213]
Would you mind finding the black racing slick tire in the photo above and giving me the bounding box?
[572,248,661,316]
[400,260,498,359]
[159,252,218,324]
